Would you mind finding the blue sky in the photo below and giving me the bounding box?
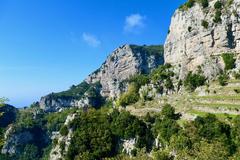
[0,0,186,107]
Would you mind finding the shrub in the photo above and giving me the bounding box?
[150,64,174,83]
[222,53,236,70]
[186,0,195,8]
[165,78,174,91]
[184,72,206,91]
[117,84,139,107]
[213,10,222,23]
[179,0,195,11]
[233,70,240,79]
[227,0,234,7]
[153,105,180,143]
[201,20,209,29]
[214,1,222,9]
[60,125,68,136]
[67,110,115,160]
[188,26,192,32]
[128,74,149,90]
[161,104,181,120]
[234,89,240,94]
[218,73,229,86]
[200,0,209,8]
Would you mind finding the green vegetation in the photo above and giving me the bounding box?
[186,0,195,8]
[184,71,206,91]
[130,45,164,57]
[53,81,91,99]
[213,10,222,23]
[117,84,139,107]
[188,26,192,32]
[67,108,153,160]
[201,20,209,29]
[200,0,209,8]
[179,0,195,11]
[0,104,18,150]
[222,53,236,70]
[218,73,229,86]
[151,64,174,83]
[214,1,222,9]
[65,105,240,159]
[117,74,150,107]
[233,70,240,79]
[45,108,75,132]
[52,81,104,108]
[60,125,68,136]
[226,0,234,7]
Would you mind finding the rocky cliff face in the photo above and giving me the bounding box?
[164,0,240,78]
[85,44,164,98]
[40,44,164,112]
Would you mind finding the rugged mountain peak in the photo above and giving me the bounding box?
[164,0,240,78]
[40,44,164,112]
[85,44,164,98]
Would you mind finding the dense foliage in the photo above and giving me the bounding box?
[201,20,209,29]
[66,108,153,160]
[218,73,229,86]
[184,71,206,91]
[222,53,236,70]
[53,81,91,99]
[214,1,222,9]
[130,45,164,57]
[200,0,209,8]
[214,10,222,23]
[1,101,240,160]
[117,64,175,107]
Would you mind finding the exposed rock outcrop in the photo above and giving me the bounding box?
[49,114,76,160]
[164,0,240,78]
[85,44,164,98]
[40,45,164,112]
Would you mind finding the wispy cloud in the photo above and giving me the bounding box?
[82,32,101,47]
[124,14,146,33]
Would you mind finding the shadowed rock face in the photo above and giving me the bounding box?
[0,104,18,128]
[40,44,164,112]
[164,0,240,79]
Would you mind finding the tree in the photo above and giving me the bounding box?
[222,53,236,70]
[117,84,139,107]
[214,1,222,9]
[67,110,115,160]
[0,98,8,107]
[153,105,181,144]
[19,144,39,160]
[200,0,209,8]
[194,141,229,160]
[218,73,229,86]
[231,115,240,146]
[161,104,180,120]
[184,72,206,91]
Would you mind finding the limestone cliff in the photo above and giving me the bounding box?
[164,0,240,78]
[40,44,164,112]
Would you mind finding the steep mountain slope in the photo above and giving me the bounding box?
[3,0,240,160]
[165,0,240,79]
[40,44,164,112]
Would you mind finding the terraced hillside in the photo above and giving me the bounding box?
[126,79,240,121]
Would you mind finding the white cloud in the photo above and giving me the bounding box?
[124,14,146,33]
[82,33,101,47]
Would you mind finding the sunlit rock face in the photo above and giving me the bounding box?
[85,44,164,98]
[40,44,164,112]
[164,0,240,79]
